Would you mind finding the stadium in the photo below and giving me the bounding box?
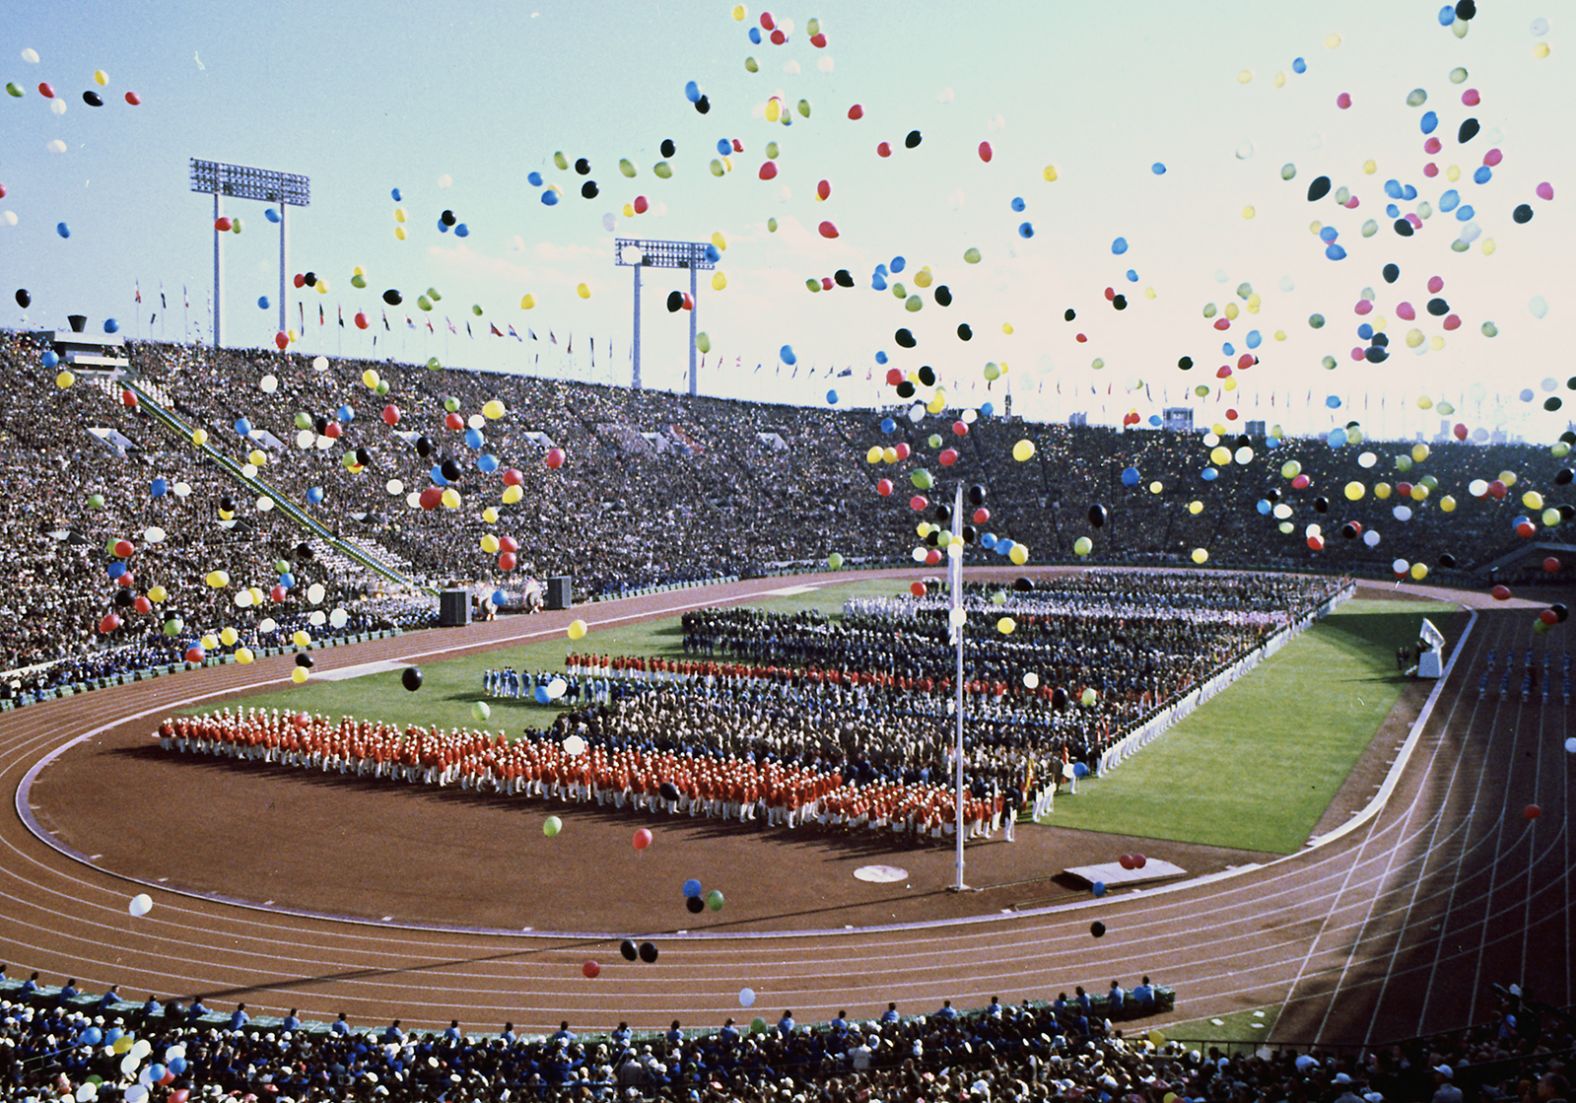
[1,3,1573,1101]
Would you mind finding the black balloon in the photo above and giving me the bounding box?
[295,542,314,560]
[1111,294,1127,310]
[1439,554,1458,568]
[415,435,434,457]
[1394,219,1415,237]
[694,94,710,114]
[581,181,599,199]
[1088,504,1108,528]
[1512,203,1533,225]
[1064,308,1076,322]
[638,941,658,963]
[904,129,922,148]
[441,459,462,481]
[960,524,977,544]
[1553,603,1569,623]
[383,289,402,306]
[895,328,916,348]
[1455,0,1475,18]
[956,323,973,341]
[1426,297,1449,316]
[574,157,591,175]
[1177,356,1193,371]
[896,380,916,399]
[1554,468,1574,486]
[220,495,236,512]
[1051,686,1068,710]
[1013,577,1033,592]
[314,415,329,435]
[82,90,103,107]
[933,505,951,525]
[1307,176,1332,202]
[1457,117,1480,144]
[666,291,684,312]
[917,365,936,386]
[401,666,424,691]
[1090,921,1106,938]
[967,484,986,506]
[834,269,854,288]
[295,653,314,669]
[303,271,317,287]
[14,289,29,308]
[660,138,676,158]
[1382,263,1400,283]
[113,590,134,607]
[659,781,680,802]
[619,940,638,962]
[934,285,952,306]
[1313,497,1330,513]
[440,209,457,226]
[355,446,372,467]
[685,896,704,914]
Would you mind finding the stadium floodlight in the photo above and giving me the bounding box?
[613,237,716,394]
[189,158,311,347]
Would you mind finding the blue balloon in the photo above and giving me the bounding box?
[826,389,838,405]
[464,427,485,449]
[1319,226,1339,243]
[1385,203,1401,219]
[1221,343,1236,356]
[748,26,761,43]
[996,538,1015,557]
[338,404,354,423]
[147,1065,165,1084]
[685,79,701,103]
[534,685,551,704]
[1073,762,1089,779]
[1421,111,1438,135]
[1472,166,1491,185]
[437,219,450,232]
[1437,5,1455,25]
[871,274,888,291]
[168,1057,188,1076]
[779,344,796,365]
[391,187,403,201]
[1455,204,1475,222]
[81,1026,102,1046]
[1292,56,1307,74]
[1018,222,1034,239]
[527,171,543,187]
[306,486,325,504]
[234,418,252,437]
[150,478,168,497]
[874,350,888,365]
[1401,184,1417,201]
[890,256,906,273]
[1357,323,1374,340]
[1383,178,1404,199]
[265,208,281,224]
[682,878,703,898]
[1120,466,1140,487]
[430,465,448,486]
[257,295,270,309]
[1327,428,1348,448]
[106,561,126,580]
[478,453,500,474]
[1325,395,1343,409]
[1439,189,1460,212]
[981,532,997,549]
[56,222,70,238]
[1201,467,1219,482]
[104,318,119,334]
[1257,500,1274,517]
[278,571,295,589]
[1151,162,1167,175]
[104,1028,122,1044]
[716,138,731,155]
[979,402,994,417]
[491,589,507,606]
[1091,882,1106,898]
[1125,268,1139,283]
[1010,196,1026,212]
[1324,243,1347,261]
[880,417,896,434]
[1111,236,1128,255]
[455,223,470,237]
[41,350,59,368]
[1246,330,1262,349]
[1148,414,1162,427]
[540,190,559,207]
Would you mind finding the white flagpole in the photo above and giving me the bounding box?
[950,480,967,892]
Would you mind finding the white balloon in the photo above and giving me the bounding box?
[1,211,17,227]
[314,434,334,451]
[405,491,423,509]
[234,590,254,608]
[172,481,191,498]
[143,526,166,544]
[307,582,326,604]
[259,373,279,394]
[20,47,40,63]
[311,355,330,372]
[329,607,350,629]
[385,478,405,496]
[128,892,153,917]
[257,617,278,634]
[1023,671,1041,689]
[120,1055,141,1078]
[295,429,315,450]
[562,735,587,757]
[241,463,258,479]
[131,1039,152,1059]
[50,98,67,116]
[256,495,274,512]
[47,138,67,154]
[547,676,568,700]
[1393,505,1414,522]
[948,607,967,628]
[1363,530,1382,548]
[468,414,486,430]
[309,610,327,627]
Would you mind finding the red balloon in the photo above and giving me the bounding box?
[214,217,232,232]
[274,331,289,350]
[113,538,135,558]
[885,368,903,386]
[1488,480,1508,500]
[1491,584,1512,601]
[875,479,893,497]
[770,28,786,44]
[1517,520,1537,539]
[1524,804,1542,821]
[501,468,524,487]
[581,960,601,979]
[633,827,653,850]
[1396,482,1413,498]
[978,141,993,163]
[133,595,152,615]
[499,535,519,554]
[171,1091,189,1103]
[680,293,693,311]
[98,613,122,635]
[847,104,864,121]
[1117,854,1135,870]
[444,412,465,431]
[37,82,54,98]
[759,10,774,29]
[909,495,928,512]
[810,31,828,47]
[1306,535,1325,552]
[124,91,141,106]
[821,277,833,291]
[115,571,135,588]
[1132,853,1147,869]
[972,508,990,525]
[354,311,369,330]
[876,141,892,158]
[731,138,743,153]
[816,179,831,200]
[1539,609,1559,626]
[293,273,307,289]
[121,389,139,408]
[952,420,968,437]
[1291,474,1311,490]
[323,421,343,439]
[1453,423,1469,441]
[758,161,778,181]
[382,404,401,426]
[910,581,927,597]
[498,551,517,571]
[1545,557,1562,573]
[183,646,205,664]
[939,448,959,467]
[633,195,649,214]
[545,447,566,469]
[893,442,911,461]
[270,584,288,603]
[924,548,942,566]
[418,487,443,510]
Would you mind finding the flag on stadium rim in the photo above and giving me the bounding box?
[489,321,503,337]
[465,320,473,338]
[134,280,142,304]
[159,283,167,310]
[446,316,457,334]
[507,324,522,341]
[338,305,344,328]
[406,316,415,329]
[381,309,390,331]
[318,302,325,326]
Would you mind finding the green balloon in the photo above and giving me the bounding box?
[5,82,23,98]
[552,151,568,170]
[709,159,725,177]
[444,396,461,412]
[87,493,105,510]
[826,552,844,570]
[351,274,367,289]
[654,161,673,179]
[619,158,637,178]
[705,889,725,911]
[695,332,711,354]
[963,247,982,264]
[471,304,484,316]
[765,141,779,160]
[417,295,432,312]
[427,357,442,371]
[744,56,758,73]
[910,469,934,490]
[294,412,312,430]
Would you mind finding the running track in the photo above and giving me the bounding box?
[0,571,1568,1042]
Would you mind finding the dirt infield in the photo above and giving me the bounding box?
[2,570,1568,1042]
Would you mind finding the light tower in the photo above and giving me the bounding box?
[614,237,716,395]
[189,159,311,347]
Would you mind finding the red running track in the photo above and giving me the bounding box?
[0,571,1567,1041]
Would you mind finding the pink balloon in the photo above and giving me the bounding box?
[633,828,653,851]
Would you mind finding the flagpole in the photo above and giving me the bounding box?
[949,479,968,892]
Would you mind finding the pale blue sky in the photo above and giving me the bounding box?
[1,1,1569,437]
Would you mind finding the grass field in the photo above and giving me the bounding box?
[1160,1004,1280,1045]
[1039,597,1462,854]
[186,577,911,733]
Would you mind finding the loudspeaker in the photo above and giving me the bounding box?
[545,576,572,610]
[68,314,87,334]
[438,589,470,627]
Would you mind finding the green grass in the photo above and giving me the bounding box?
[1038,598,1462,854]
[186,577,912,733]
[1160,1004,1280,1045]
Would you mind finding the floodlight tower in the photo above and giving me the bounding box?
[189,159,311,347]
[613,237,716,395]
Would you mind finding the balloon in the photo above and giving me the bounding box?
[567,619,588,640]
[128,893,153,917]
[581,960,600,978]
[401,666,423,692]
[639,941,659,963]
[545,816,563,838]
[471,701,491,723]
[633,828,653,850]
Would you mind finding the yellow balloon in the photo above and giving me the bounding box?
[1188,500,1204,515]
[1009,544,1029,566]
[393,208,407,223]
[482,399,506,420]
[200,634,219,651]
[1344,481,1366,501]
[55,370,75,389]
[710,271,728,291]
[248,449,267,467]
[732,3,746,19]
[501,484,524,505]
[1190,547,1209,565]
[362,369,381,389]
[219,626,239,647]
[1042,164,1058,182]
[1522,490,1544,511]
[94,69,109,86]
[710,230,728,251]
[519,293,536,309]
[292,629,311,648]
[996,616,1016,635]
[480,534,500,554]
[1012,439,1035,462]
[1439,495,1457,513]
[1409,562,1429,581]
[205,570,229,589]
[235,647,254,665]
[481,506,500,524]
[1411,443,1430,463]
[866,446,883,465]
[291,667,309,685]
[440,487,462,510]
[191,428,209,447]
[576,283,591,299]
[881,446,898,464]
[567,619,588,641]
[148,584,168,604]
[395,226,407,241]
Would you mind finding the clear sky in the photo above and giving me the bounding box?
[1,1,1569,438]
